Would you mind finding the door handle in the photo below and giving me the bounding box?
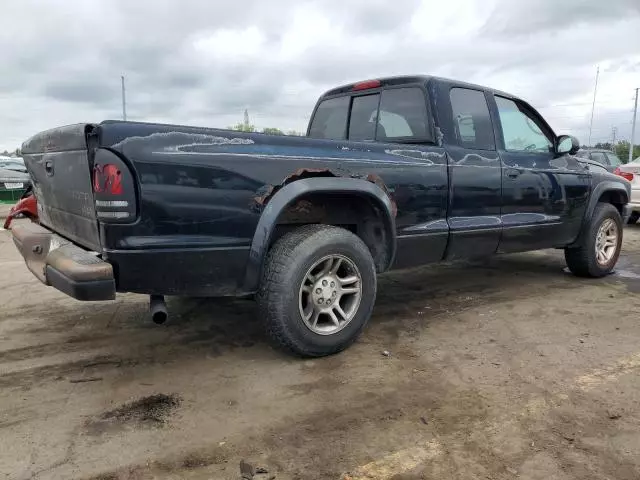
[506,168,520,179]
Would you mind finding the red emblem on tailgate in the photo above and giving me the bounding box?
[93,164,122,195]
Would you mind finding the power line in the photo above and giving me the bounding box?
[543,111,633,121]
[630,88,638,163]
[121,75,127,121]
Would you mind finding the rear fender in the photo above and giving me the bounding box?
[242,177,396,292]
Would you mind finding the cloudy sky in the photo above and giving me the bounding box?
[1,0,639,151]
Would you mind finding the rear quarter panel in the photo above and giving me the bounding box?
[97,122,449,295]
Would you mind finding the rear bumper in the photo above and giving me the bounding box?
[11,222,115,301]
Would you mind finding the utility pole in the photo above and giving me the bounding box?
[588,66,599,147]
[121,75,127,121]
[243,109,250,130]
[631,88,639,163]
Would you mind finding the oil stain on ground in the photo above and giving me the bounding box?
[85,393,182,435]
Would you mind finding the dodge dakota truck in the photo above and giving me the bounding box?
[10,75,632,357]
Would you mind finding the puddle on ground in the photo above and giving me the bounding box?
[613,269,640,280]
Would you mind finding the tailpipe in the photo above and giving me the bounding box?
[150,295,168,324]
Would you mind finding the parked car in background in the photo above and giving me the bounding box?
[615,158,640,224]
[575,148,623,173]
[0,168,30,203]
[0,157,27,173]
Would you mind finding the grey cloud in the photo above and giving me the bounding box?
[486,0,640,36]
[43,80,119,104]
[1,0,639,151]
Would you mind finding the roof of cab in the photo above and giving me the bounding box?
[319,75,519,102]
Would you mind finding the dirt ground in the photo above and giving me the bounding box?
[2,222,640,480]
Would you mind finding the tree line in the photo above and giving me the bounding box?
[228,122,304,136]
[0,148,21,157]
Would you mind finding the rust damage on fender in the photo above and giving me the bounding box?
[253,168,397,217]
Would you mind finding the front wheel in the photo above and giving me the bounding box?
[565,203,623,277]
[257,224,377,357]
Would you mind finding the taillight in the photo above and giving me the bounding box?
[614,166,634,182]
[92,149,137,223]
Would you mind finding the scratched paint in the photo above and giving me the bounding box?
[112,131,255,151]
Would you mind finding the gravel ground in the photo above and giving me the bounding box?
[1,222,640,480]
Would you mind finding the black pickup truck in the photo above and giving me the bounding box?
[11,75,632,357]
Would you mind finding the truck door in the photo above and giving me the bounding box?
[491,95,590,252]
[441,86,502,260]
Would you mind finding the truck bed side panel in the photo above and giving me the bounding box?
[96,122,449,295]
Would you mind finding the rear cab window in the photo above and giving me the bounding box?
[308,96,350,140]
[308,86,431,144]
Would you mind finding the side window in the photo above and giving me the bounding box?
[590,152,608,165]
[449,88,495,150]
[348,94,380,141]
[308,96,350,140]
[495,96,553,153]
[377,88,429,141]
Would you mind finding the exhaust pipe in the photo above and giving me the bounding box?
[150,295,168,324]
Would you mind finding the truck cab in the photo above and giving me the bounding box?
[307,76,601,261]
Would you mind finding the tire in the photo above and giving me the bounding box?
[565,203,623,278]
[628,212,639,225]
[257,224,377,357]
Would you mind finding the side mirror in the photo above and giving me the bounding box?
[557,135,580,155]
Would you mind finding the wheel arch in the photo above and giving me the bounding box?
[569,181,629,248]
[243,177,396,292]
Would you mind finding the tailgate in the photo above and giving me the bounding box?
[21,124,101,251]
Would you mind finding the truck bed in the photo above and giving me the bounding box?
[21,120,448,296]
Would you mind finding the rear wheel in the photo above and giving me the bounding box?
[257,224,377,357]
[565,203,622,277]
[628,212,639,225]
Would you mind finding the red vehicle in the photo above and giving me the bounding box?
[3,187,38,229]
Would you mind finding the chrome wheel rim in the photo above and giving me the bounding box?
[298,254,362,335]
[595,218,618,266]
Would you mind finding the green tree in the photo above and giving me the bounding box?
[262,127,284,135]
[228,122,255,133]
[594,142,612,150]
[613,141,640,163]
